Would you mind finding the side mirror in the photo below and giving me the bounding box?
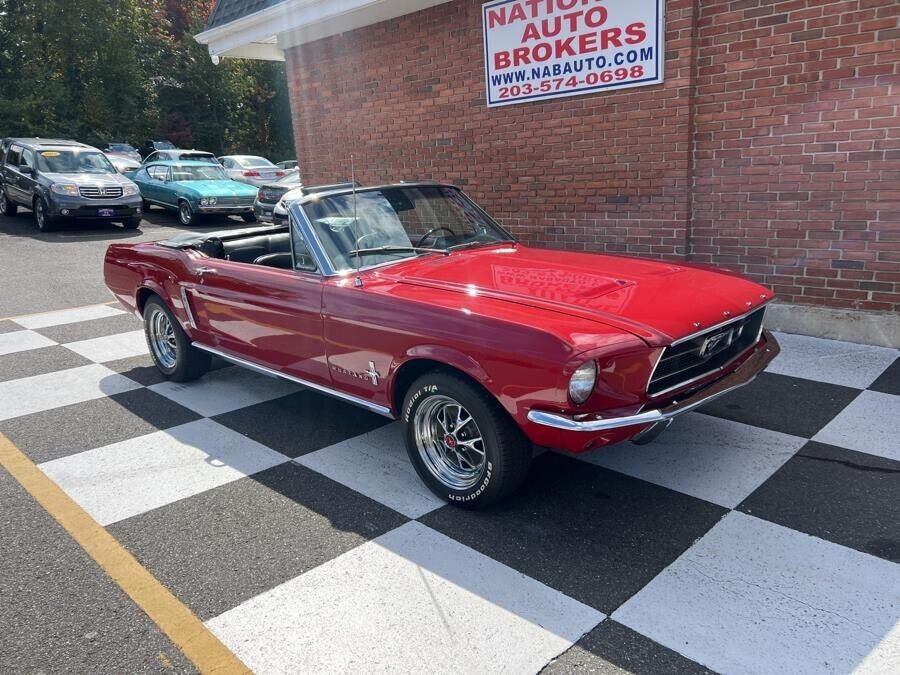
[19,164,33,175]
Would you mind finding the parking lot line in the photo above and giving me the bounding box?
[0,433,250,675]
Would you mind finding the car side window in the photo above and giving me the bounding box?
[292,228,318,273]
[6,145,21,168]
[21,149,35,170]
[146,152,158,164]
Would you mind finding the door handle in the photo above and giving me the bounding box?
[196,266,216,276]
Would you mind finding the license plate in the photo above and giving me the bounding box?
[98,208,115,217]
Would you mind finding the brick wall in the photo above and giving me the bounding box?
[284,0,900,312]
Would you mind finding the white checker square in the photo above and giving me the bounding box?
[207,521,604,674]
[613,512,900,675]
[813,390,900,462]
[13,303,125,329]
[0,330,56,356]
[576,413,806,508]
[39,418,289,525]
[148,366,300,417]
[0,364,140,421]
[63,330,148,363]
[296,423,445,518]
[767,332,898,389]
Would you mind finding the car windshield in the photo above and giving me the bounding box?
[109,143,136,152]
[278,172,301,184]
[37,150,117,174]
[238,157,275,168]
[154,141,176,150]
[170,164,229,181]
[302,185,513,272]
[179,153,216,163]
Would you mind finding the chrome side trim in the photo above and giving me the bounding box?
[529,333,779,433]
[191,342,395,419]
[179,286,197,329]
[670,300,772,347]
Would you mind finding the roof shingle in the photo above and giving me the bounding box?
[205,0,290,30]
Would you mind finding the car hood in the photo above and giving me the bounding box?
[43,172,132,186]
[380,245,773,346]
[173,180,257,197]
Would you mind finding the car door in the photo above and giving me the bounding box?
[3,145,24,204]
[185,226,329,384]
[19,149,39,202]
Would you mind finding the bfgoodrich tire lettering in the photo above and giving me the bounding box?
[143,296,210,382]
[402,371,531,508]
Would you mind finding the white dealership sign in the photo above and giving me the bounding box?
[482,0,665,107]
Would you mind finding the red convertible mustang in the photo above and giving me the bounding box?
[104,183,779,507]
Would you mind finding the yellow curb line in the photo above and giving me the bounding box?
[0,434,250,674]
[0,300,119,323]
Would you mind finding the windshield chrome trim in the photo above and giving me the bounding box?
[288,184,515,278]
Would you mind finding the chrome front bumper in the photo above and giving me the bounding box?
[527,332,780,433]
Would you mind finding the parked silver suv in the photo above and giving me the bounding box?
[0,138,143,231]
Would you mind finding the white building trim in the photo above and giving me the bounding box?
[195,0,450,62]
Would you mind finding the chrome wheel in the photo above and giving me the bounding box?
[0,190,7,211]
[179,202,192,225]
[148,307,178,369]
[35,200,46,228]
[413,395,486,490]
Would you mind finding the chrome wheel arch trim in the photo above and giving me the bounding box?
[190,342,394,418]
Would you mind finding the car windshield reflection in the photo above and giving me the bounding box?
[301,186,513,272]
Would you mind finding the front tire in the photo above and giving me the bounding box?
[143,297,210,382]
[402,371,531,508]
[122,216,141,229]
[241,212,256,223]
[178,200,194,226]
[34,198,57,232]
[0,187,17,216]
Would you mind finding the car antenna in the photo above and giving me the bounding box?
[352,155,363,288]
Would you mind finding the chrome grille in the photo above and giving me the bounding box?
[648,307,767,397]
[216,196,255,206]
[79,185,123,199]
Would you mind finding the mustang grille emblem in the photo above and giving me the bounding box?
[699,327,739,359]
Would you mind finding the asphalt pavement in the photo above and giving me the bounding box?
[0,206,223,317]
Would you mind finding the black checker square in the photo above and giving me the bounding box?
[699,371,860,438]
[0,319,20,334]
[0,345,91,383]
[35,312,142,343]
[869,356,900,396]
[739,441,900,562]
[543,619,715,675]
[109,462,408,620]
[0,388,201,464]
[420,452,727,614]
[212,389,390,458]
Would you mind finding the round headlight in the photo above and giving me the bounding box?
[568,360,597,404]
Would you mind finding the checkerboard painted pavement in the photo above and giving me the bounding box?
[1,304,898,674]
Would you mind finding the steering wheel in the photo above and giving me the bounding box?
[416,226,458,247]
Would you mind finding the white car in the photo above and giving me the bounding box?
[217,155,287,187]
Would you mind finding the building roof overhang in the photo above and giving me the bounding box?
[195,0,450,62]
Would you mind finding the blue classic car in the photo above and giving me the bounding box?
[130,160,258,226]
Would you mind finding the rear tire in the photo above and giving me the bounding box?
[0,187,17,216]
[143,296,210,382]
[402,371,531,508]
[34,198,57,232]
